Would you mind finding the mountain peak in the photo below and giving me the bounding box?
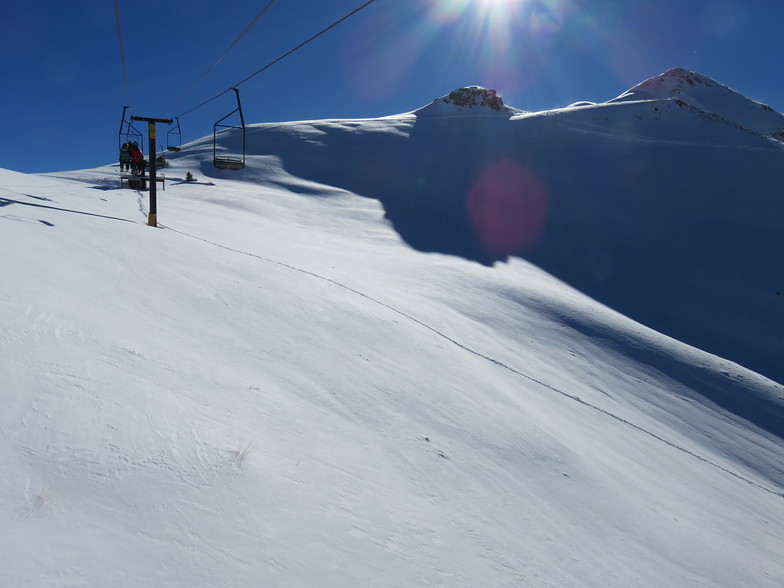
[626,67,724,101]
[610,68,725,105]
[415,86,523,116]
[609,67,784,138]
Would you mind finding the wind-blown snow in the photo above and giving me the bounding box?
[2,68,784,587]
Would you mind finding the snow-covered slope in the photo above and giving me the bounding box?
[2,69,784,587]
[153,69,784,385]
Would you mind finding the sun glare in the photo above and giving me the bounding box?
[479,0,527,10]
[423,0,563,95]
[426,0,527,23]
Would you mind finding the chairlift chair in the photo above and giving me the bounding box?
[167,117,182,152]
[118,105,143,150]
[213,88,246,170]
[118,106,144,182]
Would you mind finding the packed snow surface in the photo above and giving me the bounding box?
[2,68,784,587]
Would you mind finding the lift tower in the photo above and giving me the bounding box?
[131,115,173,227]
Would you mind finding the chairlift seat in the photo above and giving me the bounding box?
[214,156,245,170]
[213,89,246,172]
[166,117,182,152]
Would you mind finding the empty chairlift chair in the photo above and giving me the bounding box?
[167,117,182,152]
[213,88,246,170]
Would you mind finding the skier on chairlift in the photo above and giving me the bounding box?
[119,142,131,172]
[129,142,145,176]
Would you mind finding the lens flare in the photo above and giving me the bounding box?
[468,159,548,253]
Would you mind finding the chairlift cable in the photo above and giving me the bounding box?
[171,0,280,110]
[113,0,132,105]
[176,0,380,119]
[233,0,379,88]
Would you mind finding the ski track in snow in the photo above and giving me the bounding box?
[161,222,784,501]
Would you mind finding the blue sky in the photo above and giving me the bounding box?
[2,0,782,173]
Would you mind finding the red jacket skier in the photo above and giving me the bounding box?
[129,142,145,175]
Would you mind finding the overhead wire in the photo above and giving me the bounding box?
[113,0,131,105]
[175,0,381,119]
[172,0,280,110]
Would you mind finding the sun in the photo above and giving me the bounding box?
[477,0,531,20]
[427,0,526,23]
[479,0,526,7]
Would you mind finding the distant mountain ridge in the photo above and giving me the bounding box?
[413,68,784,142]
